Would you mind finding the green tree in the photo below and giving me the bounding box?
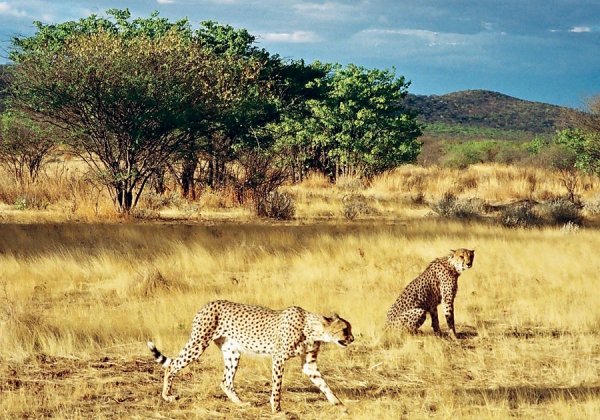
[0,111,57,184]
[532,130,582,203]
[276,63,422,180]
[9,10,264,213]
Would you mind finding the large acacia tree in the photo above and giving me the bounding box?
[9,10,265,212]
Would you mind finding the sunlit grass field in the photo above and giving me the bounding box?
[1,163,600,418]
[1,215,599,418]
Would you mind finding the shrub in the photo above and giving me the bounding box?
[431,192,484,220]
[545,198,583,226]
[584,196,600,215]
[342,193,378,220]
[256,190,295,220]
[499,202,542,228]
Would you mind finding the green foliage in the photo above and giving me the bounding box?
[442,140,529,168]
[555,128,600,175]
[275,63,422,179]
[9,9,194,61]
[527,135,552,155]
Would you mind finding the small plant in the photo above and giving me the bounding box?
[13,197,27,210]
[13,194,48,210]
[561,221,581,233]
[257,190,295,220]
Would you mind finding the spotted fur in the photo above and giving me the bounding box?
[148,300,354,413]
[386,249,475,338]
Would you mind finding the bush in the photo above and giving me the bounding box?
[584,196,600,215]
[257,190,295,220]
[499,202,542,228]
[431,192,484,219]
[545,198,583,226]
[342,193,378,220]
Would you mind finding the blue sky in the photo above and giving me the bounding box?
[0,1,599,108]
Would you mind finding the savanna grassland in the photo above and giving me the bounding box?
[1,164,600,419]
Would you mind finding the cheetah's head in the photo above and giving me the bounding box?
[322,314,354,348]
[448,248,475,273]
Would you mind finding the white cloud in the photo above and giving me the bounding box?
[360,28,467,47]
[294,1,363,21]
[157,0,176,4]
[260,30,320,43]
[0,2,27,17]
[569,26,591,33]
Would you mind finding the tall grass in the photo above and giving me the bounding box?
[1,161,600,417]
[1,221,599,417]
[2,162,599,222]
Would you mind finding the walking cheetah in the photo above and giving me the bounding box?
[148,300,354,413]
[386,249,475,338]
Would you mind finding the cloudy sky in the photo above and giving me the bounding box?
[0,1,599,107]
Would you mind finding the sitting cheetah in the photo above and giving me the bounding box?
[386,249,475,338]
[148,300,354,413]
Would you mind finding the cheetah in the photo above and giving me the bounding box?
[386,249,475,338]
[148,300,354,413]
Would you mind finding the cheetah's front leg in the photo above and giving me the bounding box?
[430,306,441,334]
[218,340,244,405]
[302,345,342,405]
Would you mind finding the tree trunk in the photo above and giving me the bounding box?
[180,154,198,200]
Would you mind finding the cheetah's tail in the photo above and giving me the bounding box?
[147,341,172,368]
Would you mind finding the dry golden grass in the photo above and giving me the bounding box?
[1,218,599,418]
[2,161,600,223]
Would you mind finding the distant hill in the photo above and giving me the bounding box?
[403,90,569,134]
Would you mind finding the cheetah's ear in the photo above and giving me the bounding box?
[332,312,340,319]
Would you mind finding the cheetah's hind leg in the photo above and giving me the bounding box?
[400,308,427,334]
